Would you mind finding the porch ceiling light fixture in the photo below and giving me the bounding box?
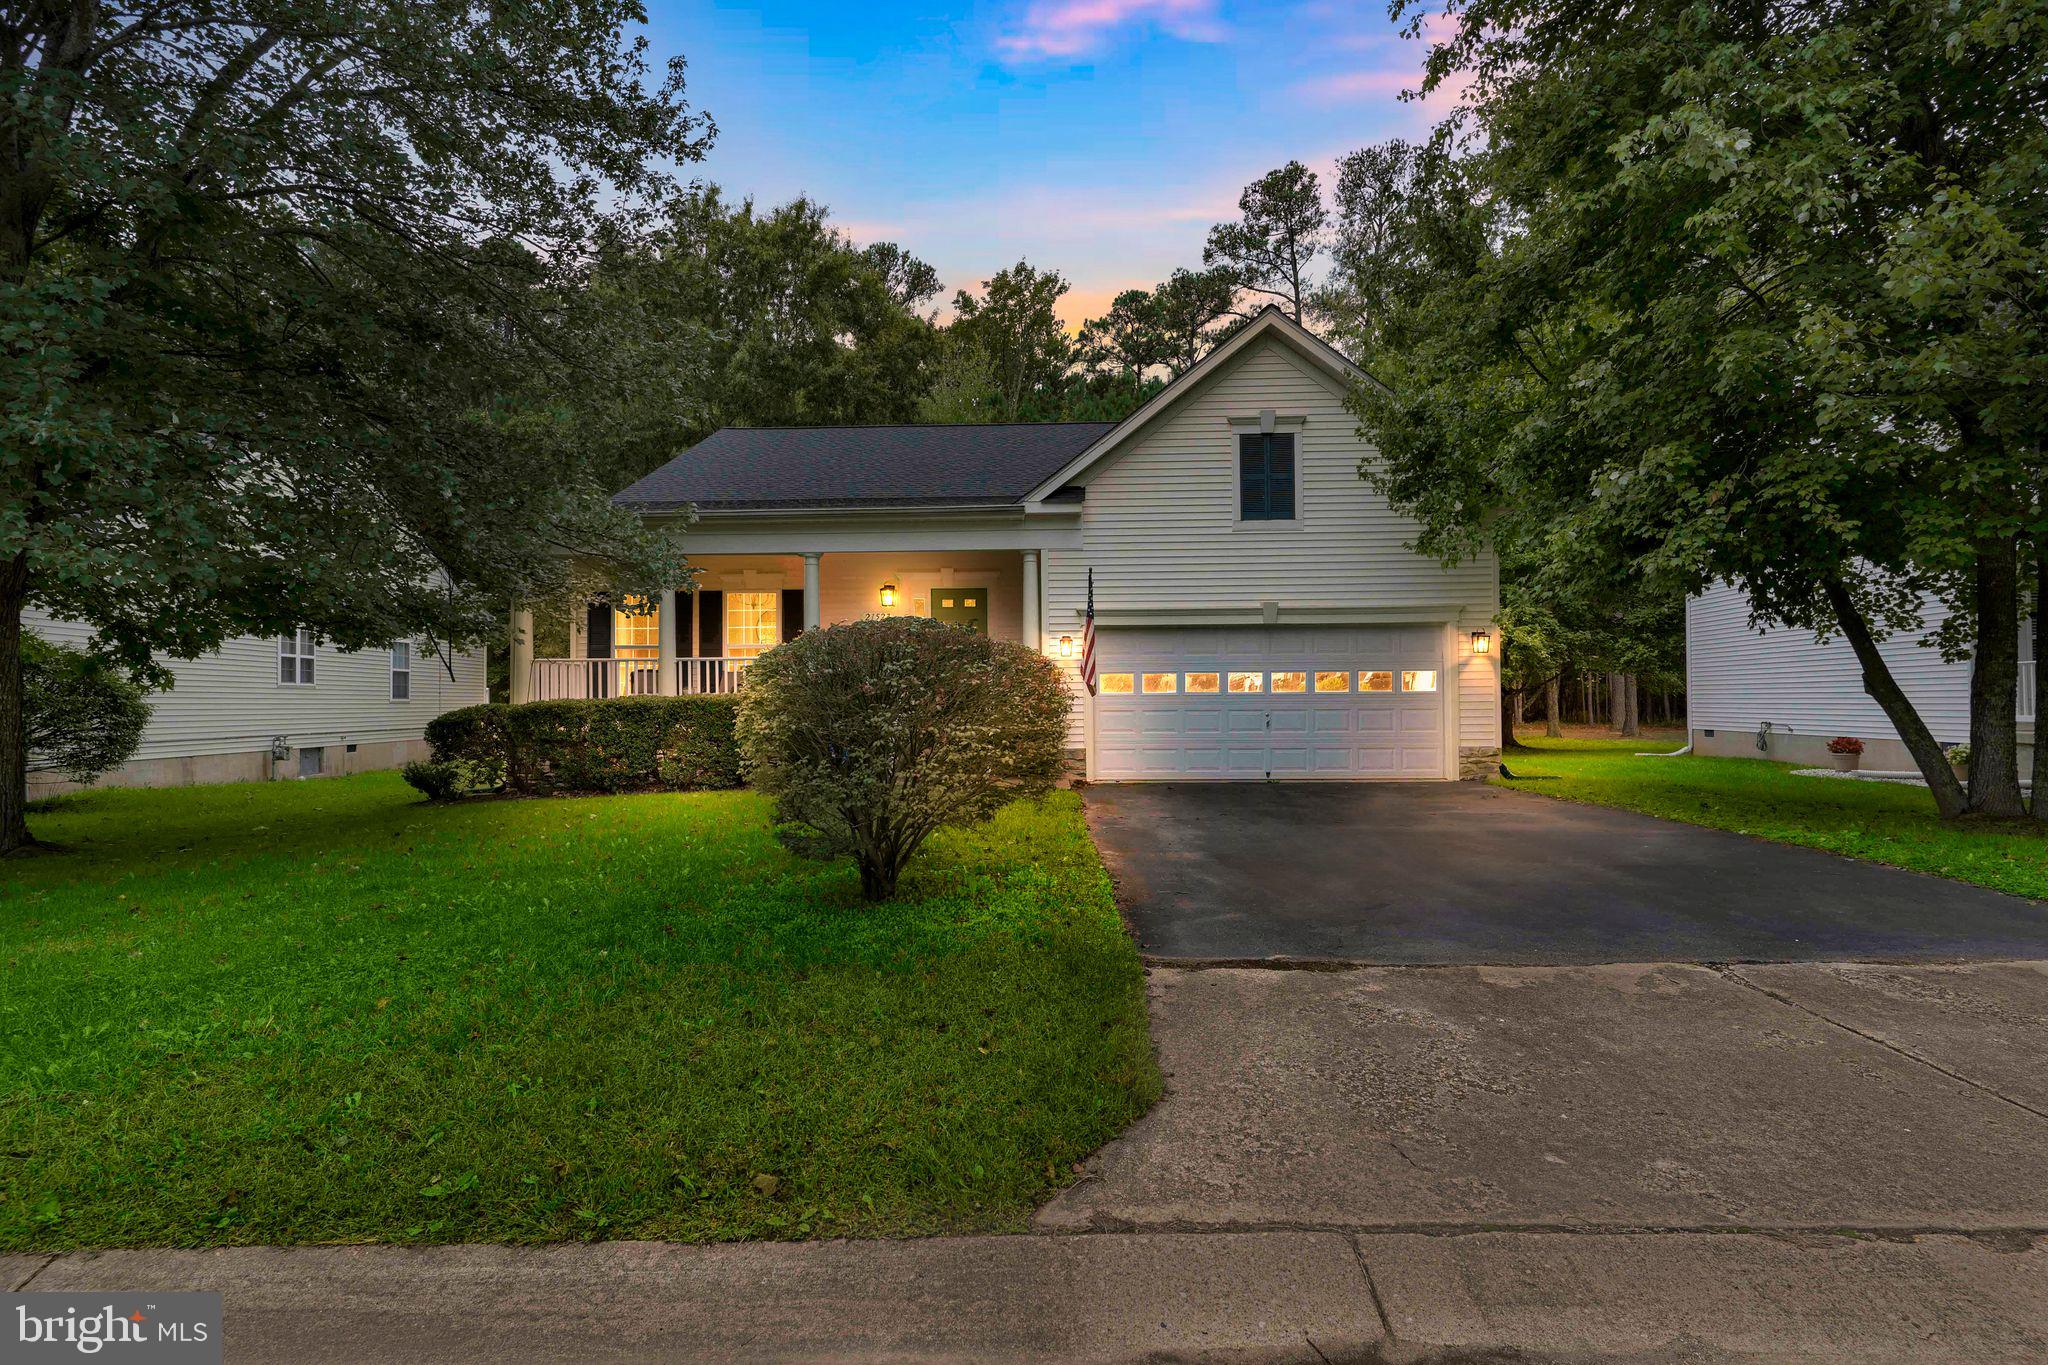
[879,582,897,608]
[1058,635,1074,657]
[1470,629,1492,654]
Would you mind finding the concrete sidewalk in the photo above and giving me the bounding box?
[13,960,2048,1361]
[11,1230,2048,1362]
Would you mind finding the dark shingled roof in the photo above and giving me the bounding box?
[612,422,1118,511]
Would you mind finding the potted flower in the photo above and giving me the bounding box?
[1947,743,1971,784]
[1826,736,1864,772]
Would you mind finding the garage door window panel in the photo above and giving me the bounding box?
[1402,669,1438,692]
[1184,672,1221,693]
[1099,673,1134,694]
[1228,671,1264,693]
[1360,670,1393,692]
[1314,671,1351,692]
[1141,672,1178,694]
[1271,670,1307,693]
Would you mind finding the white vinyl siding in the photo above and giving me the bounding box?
[1685,582,1972,744]
[1042,333,1499,754]
[26,608,488,763]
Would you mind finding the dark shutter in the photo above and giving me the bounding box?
[780,588,804,643]
[1238,434,1266,519]
[1267,433,1296,520]
[584,601,613,658]
[696,590,723,657]
[1238,432,1296,521]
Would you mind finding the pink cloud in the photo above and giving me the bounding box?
[995,0,1228,61]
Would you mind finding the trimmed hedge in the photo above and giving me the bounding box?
[416,696,743,798]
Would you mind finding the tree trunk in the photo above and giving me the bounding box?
[1618,673,1640,738]
[2035,538,2046,823]
[1966,533,2026,818]
[1606,672,1624,732]
[1821,577,1968,818]
[1501,684,1527,751]
[1544,675,1563,737]
[0,551,33,855]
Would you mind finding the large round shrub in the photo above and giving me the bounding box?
[736,616,1071,900]
[25,634,152,785]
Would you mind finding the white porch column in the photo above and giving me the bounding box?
[802,553,822,631]
[508,605,533,705]
[1020,550,1041,652]
[656,588,678,694]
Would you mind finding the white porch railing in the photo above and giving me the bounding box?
[2021,660,2037,723]
[527,657,755,700]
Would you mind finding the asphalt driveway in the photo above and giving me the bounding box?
[1084,781,2048,963]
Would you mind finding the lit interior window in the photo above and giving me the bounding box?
[613,595,660,659]
[1228,671,1264,693]
[1099,673,1134,694]
[1184,672,1220,693]
[1360,671,1393,693]
[1314,671,1351,692]
[1141,672,1179,694]
[1402,669,1438,692]
[726,591,780,659]
[1270,670,1307,693]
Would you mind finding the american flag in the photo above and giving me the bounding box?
[1080,569,1097,696]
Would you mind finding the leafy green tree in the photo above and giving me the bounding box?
[1077,289,1169,394]
[1203,161,1328,322]
[23,636,151,786]
[916,330,1002,423]
[1316,140,1490,361]
[1150,267,1239,375]
[1359,0,2046,818]
[949,261,1073,421]
[0,1,708,852]
[581,190,942,478]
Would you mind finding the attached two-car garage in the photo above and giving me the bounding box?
[1089,625,1449,780]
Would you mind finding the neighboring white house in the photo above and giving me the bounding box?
[515,307,1504,781]
[1686,581,2035,775]
[26,610,488,793]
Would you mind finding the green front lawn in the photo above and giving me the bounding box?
[1497,737,2047,900]
[1,776,1158,1251]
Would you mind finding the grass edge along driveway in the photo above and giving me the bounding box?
[1,775,1160,1251]
[1496,737,2047,902]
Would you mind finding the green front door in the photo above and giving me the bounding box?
[930,587,989,635]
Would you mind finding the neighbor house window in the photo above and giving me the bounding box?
[726,592,780,659]
[278,628,315,685]
[1402,669,1438,692]
[1270,670,1307,693]
[1228,671,1264,693]
[1315,671,1351,692]
[1099,673,1134,694]
[389,642,411,701]
[1141,672,1178,694]
[1184,672,1220,693]
[1238,432,1297,521]
[1360,671,1393,692]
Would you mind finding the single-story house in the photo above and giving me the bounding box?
[1686,582,2036,775]
[25,610,488,793]
[511,306,1504,781]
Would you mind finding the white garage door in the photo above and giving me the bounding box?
[1092,625,1447,780]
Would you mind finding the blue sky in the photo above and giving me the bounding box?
[637,0,1458,326]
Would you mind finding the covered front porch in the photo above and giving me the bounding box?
[509,550,1056,701]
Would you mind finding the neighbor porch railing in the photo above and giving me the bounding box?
[2021,659,2037,724]
[527,657,756,700]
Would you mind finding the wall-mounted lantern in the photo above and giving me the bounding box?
[1471,630,1492,655]
[1058,636,1075,657]
[879,583,897,608]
